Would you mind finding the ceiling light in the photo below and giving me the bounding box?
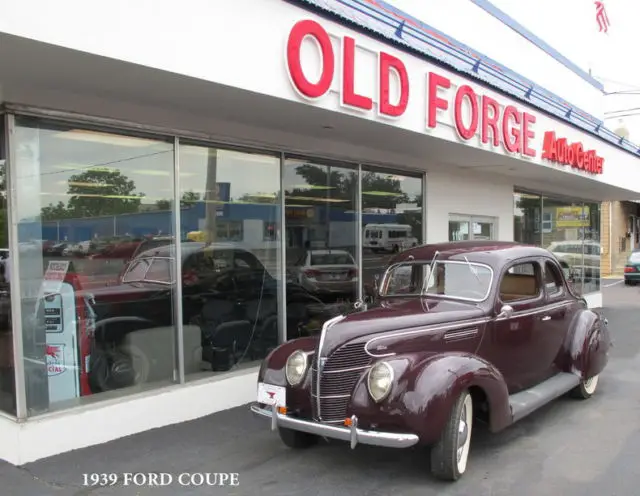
[52,129,163,148]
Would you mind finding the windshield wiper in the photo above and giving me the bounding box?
[464,255,481,284]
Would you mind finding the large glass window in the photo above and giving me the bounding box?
[0,116,14,415]
[515,190,601,296]
[361,168,423,300]
[513,191,542,246]
[179,145,281,378]
[284,158,357,337]
[13,118,177,415]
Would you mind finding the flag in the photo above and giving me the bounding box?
[595,1,610,33]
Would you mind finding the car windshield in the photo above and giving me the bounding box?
[122,257,173,284]
[381,260,493,301]
[310,253,354,265]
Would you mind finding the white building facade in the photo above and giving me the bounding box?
[0,0,638,464]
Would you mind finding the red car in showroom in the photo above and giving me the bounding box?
[251,241,611,481]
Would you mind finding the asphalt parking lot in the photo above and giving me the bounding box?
[3,280,640,496]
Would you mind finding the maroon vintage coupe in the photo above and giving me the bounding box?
[250,241,611,481]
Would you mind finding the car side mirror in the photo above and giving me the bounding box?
[497,304,514,320]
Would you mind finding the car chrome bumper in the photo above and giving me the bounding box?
[250,403,419,449]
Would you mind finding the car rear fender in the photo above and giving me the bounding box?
[564,309,612,380]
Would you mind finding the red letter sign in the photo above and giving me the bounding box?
[286,20,335,99]
[342,36,373,110]
[454,85,479,140]
[502,106,522,153]
[379,52,409,117]
[522,112,536,157]
[481,96,500,146]
[427,72,451,129]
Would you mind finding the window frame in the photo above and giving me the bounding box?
[496,258,544,307]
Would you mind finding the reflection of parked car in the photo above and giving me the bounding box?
[252,241,611,481]
[624,249,640,285]
[547,240,601,280]
[84,243,334,393]
[289,250,357,298]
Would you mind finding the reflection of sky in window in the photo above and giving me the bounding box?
[17,125,422,219]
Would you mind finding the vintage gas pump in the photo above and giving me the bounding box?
[40,261,95,403]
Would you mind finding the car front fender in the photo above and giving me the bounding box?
[348,352,512,445]
[563,309,612,380]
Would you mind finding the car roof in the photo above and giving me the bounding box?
[389,241,554,268]
[134,241,246,259]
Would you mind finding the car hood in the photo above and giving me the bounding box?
[321,297,486,354]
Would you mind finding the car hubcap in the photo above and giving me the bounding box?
[456,395,473,473]
[583,375,599,395]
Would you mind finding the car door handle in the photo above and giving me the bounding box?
[541,315,551,321]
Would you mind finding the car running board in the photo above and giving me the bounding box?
[509,372,581,423]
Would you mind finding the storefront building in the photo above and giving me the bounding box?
[1,0,640,464]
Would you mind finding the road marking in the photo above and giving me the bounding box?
[603,280,623,288]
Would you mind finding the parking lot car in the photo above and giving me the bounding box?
[251,241,611,481]
[624,249,640,285]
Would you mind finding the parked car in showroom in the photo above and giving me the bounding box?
[80,242,338,393]
[251,241,611,481]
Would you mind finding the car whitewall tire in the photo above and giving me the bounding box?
[571,374,599,399]
[430,390,473,481]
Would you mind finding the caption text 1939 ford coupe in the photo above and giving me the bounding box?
[250,241,611,481]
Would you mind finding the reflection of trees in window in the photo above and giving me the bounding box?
[41,169,143,220]
[286,164,411,209]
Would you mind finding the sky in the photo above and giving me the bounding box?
[487,0,640,142]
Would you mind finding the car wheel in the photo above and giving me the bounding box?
[571,374,599,400]
[624,279,630,286]
[278,427,318,449]
[430,390,473,481]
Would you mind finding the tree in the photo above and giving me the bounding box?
[66,169,143,218]
[155,199,171,210]
[41,201,72,221]
[180,191,201,208]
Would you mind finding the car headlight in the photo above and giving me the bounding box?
[367,361,394,402]
[285,350,309,386]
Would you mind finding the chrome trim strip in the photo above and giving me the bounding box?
[365,317,491,357]
[444,328,479,341]
[311,393,351,399]
[496,301,573,321]
[315,315,346,419]
[251,404,418,449]
[321,364,370,374]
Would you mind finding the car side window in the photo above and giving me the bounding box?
[499,262,540,302]
[544,261,564,296]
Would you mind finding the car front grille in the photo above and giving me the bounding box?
[311,342,372,423]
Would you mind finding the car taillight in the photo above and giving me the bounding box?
[348,269,357,278]
[625,266,636,273]
[304,269,321,278]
